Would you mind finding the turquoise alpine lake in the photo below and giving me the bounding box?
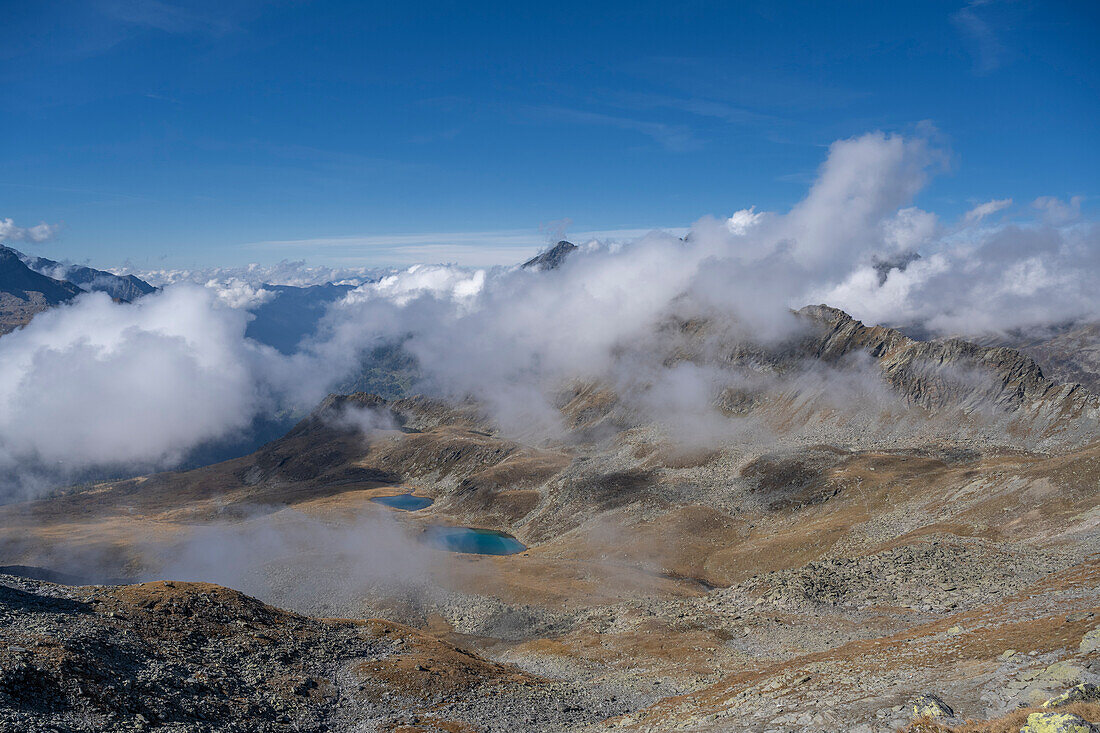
[422,526,526,555]
[370,493,434,511]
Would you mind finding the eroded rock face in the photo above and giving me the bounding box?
[998,322,1100,395]
[0,246,83,335]
[797,305,1100,438]
[18,248,156,302]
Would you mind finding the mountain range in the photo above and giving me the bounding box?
[0,243,157,334]
[3,242,1100,732]
[3,283,1100,730]
[19,249,157,302]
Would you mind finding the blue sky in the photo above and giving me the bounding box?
[2,0,1097,268]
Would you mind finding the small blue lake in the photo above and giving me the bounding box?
[370,493,434,511]
[422,526,526,555]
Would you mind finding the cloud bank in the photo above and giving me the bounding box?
[0,286,269,495]
[1,130,1096,498]
[119,261,386,289]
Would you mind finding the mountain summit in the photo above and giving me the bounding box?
[522,240,577,271]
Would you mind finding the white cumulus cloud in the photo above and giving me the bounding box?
[0,217,60,243]
[0,286,268,495]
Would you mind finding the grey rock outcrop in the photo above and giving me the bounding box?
[522,241,577,271]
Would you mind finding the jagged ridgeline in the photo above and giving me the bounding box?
[546,302,1100,454]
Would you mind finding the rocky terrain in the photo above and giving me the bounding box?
[999,323,1100,397]
[0,571,639,733]
[2,307,1099,731]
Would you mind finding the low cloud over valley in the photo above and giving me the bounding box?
[1,130,1096,498]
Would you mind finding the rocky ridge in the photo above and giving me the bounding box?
[18,248,156,302]
[0,571,641,733]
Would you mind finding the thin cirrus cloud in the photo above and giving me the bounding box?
[962,198,1013,224]
[97,0,241,36]
[240,227,689,267]
[606,91,782,128]
[526,105,703,152]
[951,0,1007,75]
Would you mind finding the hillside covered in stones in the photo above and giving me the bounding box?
[2,308,1099,732]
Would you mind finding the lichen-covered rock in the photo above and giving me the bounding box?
[1043,661,1088,683]
[1043,684,1100,709]
[911,693,954,719]
[1019,712,1097,733]
[1081,628,1100,655]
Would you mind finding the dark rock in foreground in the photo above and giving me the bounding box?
[0,572,632,733]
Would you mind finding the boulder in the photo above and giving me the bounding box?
[1043,684,1100,709]
[1019,712,1097,733]
[1042,661,1088,684]
[911,693,954,719]
[1081,628,1100,655]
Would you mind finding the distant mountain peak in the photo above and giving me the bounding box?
[522,240,577,271]
[14,247,156,302]
[0,245,82,302]
[1,244,160,336]
[0,245,85,335]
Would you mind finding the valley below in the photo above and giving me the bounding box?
[2,306,1100,732]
